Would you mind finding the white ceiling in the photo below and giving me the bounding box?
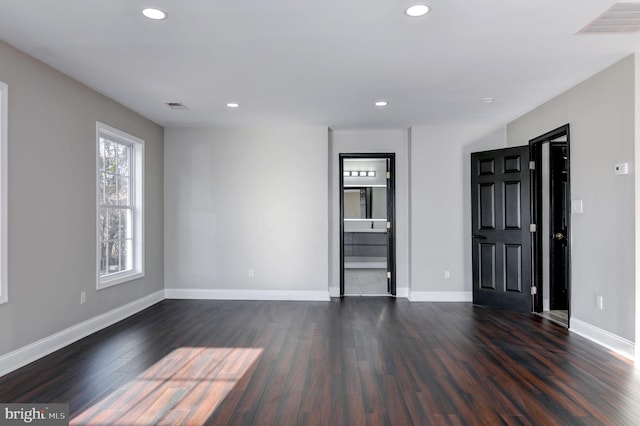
[0,0,639,129]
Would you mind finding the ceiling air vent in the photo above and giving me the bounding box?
[166,102,188,110]
[578,2,640,33]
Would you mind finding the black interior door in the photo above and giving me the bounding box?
[386,157,396,296]
[549,143,569,310]
[471,146,532,312]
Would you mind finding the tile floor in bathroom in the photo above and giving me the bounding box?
[344,268,388,295]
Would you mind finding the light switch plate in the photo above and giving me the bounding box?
[571,200,583,214]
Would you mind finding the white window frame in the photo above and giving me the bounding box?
[96,122,144,289]
[0,82,7,304]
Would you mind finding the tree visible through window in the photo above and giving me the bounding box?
[99,139,133,275]
[97,122,144,289]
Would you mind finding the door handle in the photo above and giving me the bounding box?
[554,232,566,241]
[472,234,487,240]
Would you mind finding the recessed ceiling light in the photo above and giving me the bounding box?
[142,8,167,20]
[406,4,430,17]
[375,101,388,107]
[226,103,240,108]
[482,97,495,103]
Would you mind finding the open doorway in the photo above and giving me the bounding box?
[530,125,571,327]
[339,154,395,296]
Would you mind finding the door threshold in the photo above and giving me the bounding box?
[536,310,568,328]
[344,262,387,269]
[344,293,391,297]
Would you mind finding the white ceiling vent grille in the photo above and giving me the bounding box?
[166,102,188,110]
[578,2,640,33]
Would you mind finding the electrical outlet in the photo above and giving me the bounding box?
[80,291,86,305]
[614,162,629,175]
[444,270,451,279]
[248,269,255,278]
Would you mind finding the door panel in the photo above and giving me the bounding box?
[504,155,521,172]
[504,244,522,292]
[479,244,496,289]
[479,184,496,229]
[504,182,521,228]
[471,146,532,312]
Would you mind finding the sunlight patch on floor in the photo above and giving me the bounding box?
[70,347,263,425]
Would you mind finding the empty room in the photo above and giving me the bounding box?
[1,1,640,424]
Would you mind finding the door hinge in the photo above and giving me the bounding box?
[530,223,537,233]
[529,161,536,170]
[387,271,391,279]
[387,221,391,230]
[386,171,391,179]
[531,286,537,295]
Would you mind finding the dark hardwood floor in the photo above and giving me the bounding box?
[1,298,639,425]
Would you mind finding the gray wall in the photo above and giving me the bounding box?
[328,129,410,294]
[2,35,636,360]
[164,127,329,294]
[0,40,164,355]
[507,54,636,341]
[409,125,506,296]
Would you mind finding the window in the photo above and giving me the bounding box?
[96,122,144,289]
[0,81,7,304]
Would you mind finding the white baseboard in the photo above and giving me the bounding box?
[408,291,472,302]
[569,317,635,360]
[395,287,409,298]
[165,288,330,302]
[0,290,165,378]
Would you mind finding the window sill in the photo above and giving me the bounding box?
[98,270,144,290]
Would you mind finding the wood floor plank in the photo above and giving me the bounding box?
[1,298,639,425]
[357,360,385,414]
[250,373,287,425]
[274,390,303,426]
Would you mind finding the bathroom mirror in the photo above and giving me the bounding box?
[343,187,386,220]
